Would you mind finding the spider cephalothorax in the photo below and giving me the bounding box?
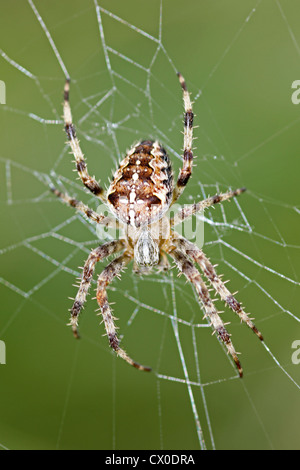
[50,73,263,376]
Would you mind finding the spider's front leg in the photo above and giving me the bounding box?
[173,236,263,340]
[63,79,105,200]
[169,246,243,377]
[69,240,126,338]
[96,251,151,372]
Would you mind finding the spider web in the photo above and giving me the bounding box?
[0,0,299,450]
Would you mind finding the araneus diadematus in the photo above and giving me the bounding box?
[51,73,263,377]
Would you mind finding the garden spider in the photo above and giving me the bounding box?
[51,73,263,377]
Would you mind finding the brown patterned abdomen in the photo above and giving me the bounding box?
[107,140,173,227]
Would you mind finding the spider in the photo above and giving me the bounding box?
[50,72,263,377]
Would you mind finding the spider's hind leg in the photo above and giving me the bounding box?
[172,73,195,205]
[171,188,247,226]
[63,79,106,201]
[50,185,116,227]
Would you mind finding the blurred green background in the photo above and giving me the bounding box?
[0,0,300,450]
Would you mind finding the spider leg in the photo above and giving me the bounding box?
[63,79,105,200]
[96,251,151,372]
[69,240,126,338]
[169,246,243,377]
[171,188,246,226]
[173,236,263,340]
[50,185,118,228]
[172,73,194,205]
[157,251,171,273]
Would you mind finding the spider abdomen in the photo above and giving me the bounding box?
[107,140,173,227]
